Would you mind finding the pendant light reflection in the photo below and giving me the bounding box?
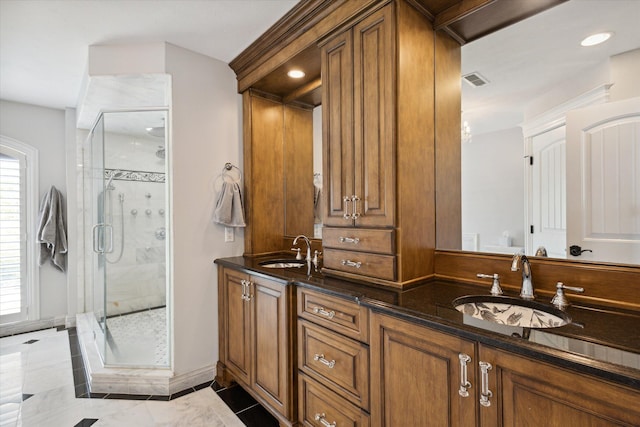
[461,120,472,143]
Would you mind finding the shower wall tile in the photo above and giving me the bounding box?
[136,246,166,264]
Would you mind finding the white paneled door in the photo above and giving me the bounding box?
[566,97,640,265]
[531,126,567,259]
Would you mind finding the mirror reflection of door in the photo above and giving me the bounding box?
[566,97,640,264]
[530,126,567,258]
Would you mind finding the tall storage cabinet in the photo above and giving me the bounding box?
[217,267,297,425]
[322,5,395,229]
[321,1,459,287]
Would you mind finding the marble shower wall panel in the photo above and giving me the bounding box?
[103,131,167,316]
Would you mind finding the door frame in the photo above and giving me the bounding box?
[522,84,612,256]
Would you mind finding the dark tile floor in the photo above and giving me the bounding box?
[67,327,279,426]
[216,383,280,427]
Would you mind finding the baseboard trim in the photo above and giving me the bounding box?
[0,316,66,337]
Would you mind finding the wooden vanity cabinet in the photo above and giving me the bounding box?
[369,308,640,426]
[321,0,459,287]
[297,287,371,426]
[217,267,297,425]
[477,345,640,426]
[369,311,477,427]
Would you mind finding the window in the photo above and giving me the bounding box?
[1,137,38,325]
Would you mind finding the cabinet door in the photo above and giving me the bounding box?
[250,275,291,417]
[352,5,395,228]
[221,268,251,385]
[322,29,354,226]
[478,344,640,426]
[370,312,477,427]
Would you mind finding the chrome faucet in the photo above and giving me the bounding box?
[293,235,312,263]
[511,252,534,300]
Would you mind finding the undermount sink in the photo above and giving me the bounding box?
[259,259,307,269]
[452,295,571,329]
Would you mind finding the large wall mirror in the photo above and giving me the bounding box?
[453,0,640,265]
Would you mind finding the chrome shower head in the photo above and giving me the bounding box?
[106,169,122,190]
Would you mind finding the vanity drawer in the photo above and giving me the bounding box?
[323,227,394,254]
[298,319,369,410]
[299,374,370,427]
[298,287,369,342]
[323,248,396,282]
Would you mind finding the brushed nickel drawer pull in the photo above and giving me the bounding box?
[350,195,360,219]
[343,196,352,220]
[314,413,336,427]
[313,353,336,369]
[458,353,472,397]
[341,259,362,268]
[339,236,360,244]
[241,280,252,301]
[312,306,335,319]
[479,361,493,407]
[241,280,248,301]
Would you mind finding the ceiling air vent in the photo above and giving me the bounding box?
[462,72,489,87]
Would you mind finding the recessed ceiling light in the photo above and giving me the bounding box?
[287,69,305,78]
[580,32,613,47]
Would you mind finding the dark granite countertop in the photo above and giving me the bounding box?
[215,255,640,389]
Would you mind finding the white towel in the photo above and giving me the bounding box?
[36,185,67,271]
[212,181,246,227]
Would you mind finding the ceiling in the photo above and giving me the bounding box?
[0,0,299,110]
[462,0,640,135]
[1,0,639,136]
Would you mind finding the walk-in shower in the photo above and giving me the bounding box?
[84,109,170,368]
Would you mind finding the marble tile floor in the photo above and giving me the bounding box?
[0,327,278,426]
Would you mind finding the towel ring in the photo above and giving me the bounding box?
[214,163,242,191]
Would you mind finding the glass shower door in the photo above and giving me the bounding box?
[87,109,170,368]
[89,113,107,361]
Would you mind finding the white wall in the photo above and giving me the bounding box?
[164,44,243,377]
[0,99,68,320]
[609,48,640,101]
[462,127,525,251]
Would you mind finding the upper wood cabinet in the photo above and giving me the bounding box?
[322,5,395,229]
[320,1,459,287]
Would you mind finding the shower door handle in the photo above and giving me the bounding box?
[104,224,114,253]
[92,223,105,254]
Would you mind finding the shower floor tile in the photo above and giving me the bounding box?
[105,307,168,366]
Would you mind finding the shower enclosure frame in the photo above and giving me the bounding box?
[85,107,172,369]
